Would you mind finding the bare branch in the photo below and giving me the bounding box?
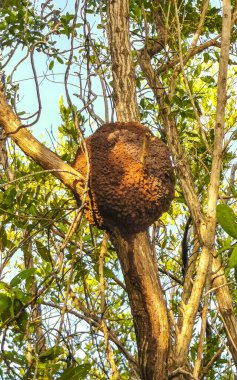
[168,367,199,380]
[186,0,210,59]
[174,0,212,153]
[156,38,221,74]
[137,49,204,230]
[193,270,212,377]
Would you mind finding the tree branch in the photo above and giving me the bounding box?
[42,300,139,374]
[175,0,232,366]
[0,88,84,196]
[137,48,204,231]
[212,256,237,365]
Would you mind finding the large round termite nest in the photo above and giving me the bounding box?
[72,122,175,234]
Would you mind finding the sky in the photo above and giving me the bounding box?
[2,0,105,148]
[2,0,224,147]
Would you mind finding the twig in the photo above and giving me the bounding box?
[64,289,139,373]
[55,253,76,345]
[168,367,199,379]
[193,259,212,377]
[227,162,237,196]
[200,346,225,378]
[99,232,120,379]
[0,168,85,189]
[186,0,210,60]
[205,282,233,296]
[174,0,211,153]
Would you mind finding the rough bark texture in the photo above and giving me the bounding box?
[72,122,174,234]
[106,1,170,378]
[107,0,140,122]
[212,256,237,365]
[111,230,169,380]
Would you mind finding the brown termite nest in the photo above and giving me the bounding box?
[72,122,175,235]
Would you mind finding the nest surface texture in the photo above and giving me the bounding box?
[72,122,175,234]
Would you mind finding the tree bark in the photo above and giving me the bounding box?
[212,256,237,365]
[111,230,169,380]
[107,0,140,122]
[107,1,170,378]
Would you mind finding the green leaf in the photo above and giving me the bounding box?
[56,56,64,64]
[2,351,25,365]
[104,266,115,279]
[217,204,237,239]
[49,60,54,70]
[203,52,210,63]
[0,293,11,314]
[200,75,215,84]
[59,364,92,380]
[35,240,51,262]
[4,185,16,203]
[10,268,37,287]
[228,244,237,268]
[39,346,64,362]
[13,298,23,314]
[16,309,28,332]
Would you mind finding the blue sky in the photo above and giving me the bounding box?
[3,1,105,147]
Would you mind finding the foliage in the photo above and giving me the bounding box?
[0,0,237,379]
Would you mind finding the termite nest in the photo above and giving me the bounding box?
[72,122,175,235]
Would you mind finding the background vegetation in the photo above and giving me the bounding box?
[0,0,237,379]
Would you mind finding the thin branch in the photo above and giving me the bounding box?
[186,0,210,60]
[55,254,76,345]
[227,162,237,196]
[0,88,85,194]
[156,38,221,74]
[200,346,225,379]
[175,24,211,152]
[0,168,84,189]
[193,266,212,377]
[168,367,199,380]
[212,255,237,364]
[175,0,232,365]
[158,266,183,285]
[99,233,120,379]
[207,0,231,221]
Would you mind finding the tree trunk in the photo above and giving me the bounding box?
[107,0,140,122]
[107,1,170,378]
[111,230,170,379]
